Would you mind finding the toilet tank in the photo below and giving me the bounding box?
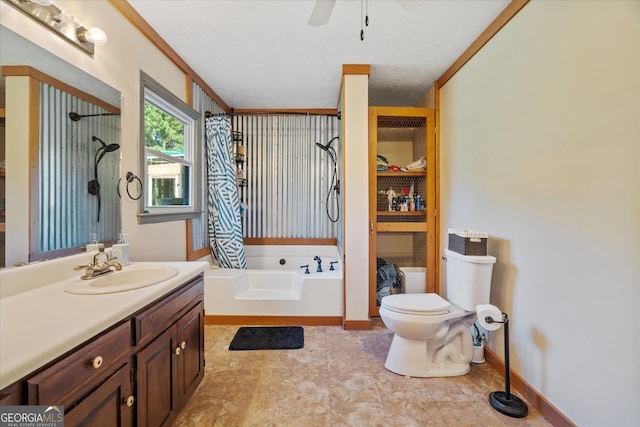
[444,249,496,311]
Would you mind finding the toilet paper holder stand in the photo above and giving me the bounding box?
[483,312,529,418]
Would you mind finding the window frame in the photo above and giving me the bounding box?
[138,71,202,224]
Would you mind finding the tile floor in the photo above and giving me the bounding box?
[174,320,553,427]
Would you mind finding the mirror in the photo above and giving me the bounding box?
[0,25,122,266]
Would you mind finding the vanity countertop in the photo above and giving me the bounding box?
[0,260,208,390]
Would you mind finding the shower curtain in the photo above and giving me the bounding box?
[205,116,247,269]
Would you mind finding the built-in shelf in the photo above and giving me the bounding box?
[377,211,425,216]
[376,171,425,177]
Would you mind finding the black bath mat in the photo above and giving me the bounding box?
[229,326,304,351]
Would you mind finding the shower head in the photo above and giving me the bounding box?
[89,136,120,223]
[69,112,120,121]
[92,136,120,153]
[315,142,329,151]
[316,136,339,152]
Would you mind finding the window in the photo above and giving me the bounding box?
[139,71,201,224]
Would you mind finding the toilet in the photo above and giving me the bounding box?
[379,248,496,378]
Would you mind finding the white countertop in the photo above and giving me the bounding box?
[0,259,208,390]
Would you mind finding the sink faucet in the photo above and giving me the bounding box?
[313,256,322,273]
[74,248,122,280]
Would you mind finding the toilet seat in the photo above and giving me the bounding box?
[381,293,451,316]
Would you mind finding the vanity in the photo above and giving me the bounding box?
[0,253,208,427]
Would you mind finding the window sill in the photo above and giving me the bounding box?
[137,211,202,225]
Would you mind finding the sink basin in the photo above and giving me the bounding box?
[64,266,179,295]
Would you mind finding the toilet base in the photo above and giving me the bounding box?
[383,334,471,378]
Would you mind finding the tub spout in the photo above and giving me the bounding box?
[313,256,322,272]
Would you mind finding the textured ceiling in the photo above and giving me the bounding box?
[128,0,510,109]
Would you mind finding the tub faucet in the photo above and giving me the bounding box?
[313,256,322,273]
[74,248,122,280]
[330,261,338,271]
[300,265,310,274]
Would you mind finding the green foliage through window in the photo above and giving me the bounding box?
[144,102,185,154]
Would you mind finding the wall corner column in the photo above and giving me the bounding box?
[341,64,371,330]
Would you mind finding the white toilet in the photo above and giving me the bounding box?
[379,248,496,378]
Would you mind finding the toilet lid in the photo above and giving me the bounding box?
[381,293,451,316]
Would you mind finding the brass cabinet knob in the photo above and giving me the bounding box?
[180,341,187,350]
[124,395,134,407]
[91,356,103,369]
[175,346,181,356]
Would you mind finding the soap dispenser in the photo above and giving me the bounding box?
[86,234,104,252]
[111,233,130,266]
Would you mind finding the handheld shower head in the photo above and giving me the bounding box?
[89,136,120,223]
[316,136,339,152]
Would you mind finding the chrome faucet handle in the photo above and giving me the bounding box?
[329,261,338,271]
[300,265,310,274]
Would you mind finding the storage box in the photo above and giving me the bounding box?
[399,267,426,293]
[448,229,488,256]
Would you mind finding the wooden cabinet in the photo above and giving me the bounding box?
[64,363,134,427]
[134,302,203,427]
[0,273,205,427]
[26,321,132,409]
[368,107,436,316]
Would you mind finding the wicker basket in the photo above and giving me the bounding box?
[448,229,488,256]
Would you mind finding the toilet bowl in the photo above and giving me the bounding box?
[379,249,496,378]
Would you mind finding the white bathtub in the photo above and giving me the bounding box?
[204,245,343,324]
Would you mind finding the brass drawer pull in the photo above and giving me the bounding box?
[175,346,181,356]
[180,341,187,350]
[91,356,103,369]
[124,395,135,407]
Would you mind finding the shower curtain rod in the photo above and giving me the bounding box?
[205,110,341,119]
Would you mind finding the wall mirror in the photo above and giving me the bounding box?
[0,25,122,266]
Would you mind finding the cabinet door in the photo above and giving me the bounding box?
[136,326,178,427]
[176,302,204,406]
[64,363,133,427]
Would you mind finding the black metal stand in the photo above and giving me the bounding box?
[486,313,529,418]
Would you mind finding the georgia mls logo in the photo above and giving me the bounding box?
[0,405,64,427]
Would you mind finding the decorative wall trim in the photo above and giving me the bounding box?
[437,0,530,87]
[343,319,371,330]
[484,347,576,427]
[205,315,343,326]
[243,238,337,246]
[2,66,120,113]
[342,64,371,76]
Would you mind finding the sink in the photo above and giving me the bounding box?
[64,266,179,295]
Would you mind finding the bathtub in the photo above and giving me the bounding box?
[204,245,343,325]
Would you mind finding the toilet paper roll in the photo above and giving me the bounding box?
[476,304,503,331]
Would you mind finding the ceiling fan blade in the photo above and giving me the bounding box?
[307,0,337,26]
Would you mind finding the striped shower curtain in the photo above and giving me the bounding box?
[205,117,247,269]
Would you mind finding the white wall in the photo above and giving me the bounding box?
[439,1,639,426]
[2,0,189,262]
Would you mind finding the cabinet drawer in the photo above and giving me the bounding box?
[133,277,203,347]
[27,321,131,406]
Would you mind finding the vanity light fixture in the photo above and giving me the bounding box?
[5,0,108,55]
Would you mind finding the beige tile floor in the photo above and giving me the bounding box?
[174,321,553,427]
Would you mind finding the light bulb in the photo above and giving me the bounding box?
[79,27,107,46]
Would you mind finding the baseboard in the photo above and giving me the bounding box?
[343,319,372,330]
[205,315,343,326]
[484,347,576,427]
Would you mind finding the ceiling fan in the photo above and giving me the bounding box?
[307,0,419,27]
